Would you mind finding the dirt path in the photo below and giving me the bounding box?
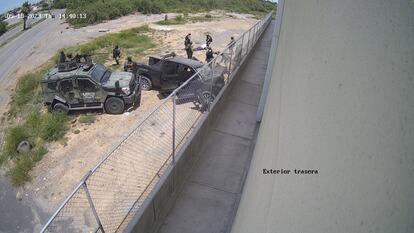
[7,12,258,231]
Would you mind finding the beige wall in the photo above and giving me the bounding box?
[232,0,414,232]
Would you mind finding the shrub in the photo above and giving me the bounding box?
[4,126,28,157]
[40,113,69,142]
[8,64,53,117]
[13,73,41,107]
[0,21,7,35]
[8,145,47,186]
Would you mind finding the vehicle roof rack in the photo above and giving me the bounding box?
[57,60,78,72]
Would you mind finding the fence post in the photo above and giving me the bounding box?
[172,94,176,164]
[240,34,245,61]
[229,43,234,74]
[253,25,256,43]
[82,181,105,233]
[209,61,215,112]
[247,29,252,54]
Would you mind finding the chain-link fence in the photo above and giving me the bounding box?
[40,12,273,233]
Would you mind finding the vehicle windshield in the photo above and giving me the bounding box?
[196,67,213,80]
[91,64,111,82]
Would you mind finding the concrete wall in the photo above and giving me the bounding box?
[125,19,272,233]
[231,0,414,233]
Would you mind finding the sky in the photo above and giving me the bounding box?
[0,0,40,14]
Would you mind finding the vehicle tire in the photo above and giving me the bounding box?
[140,76,152,91]
[199,91,215,103]
[105,97,125,115]
[197,90,215,112]
[53,103,69,114]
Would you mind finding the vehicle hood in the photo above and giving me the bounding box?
[101,72,134,88]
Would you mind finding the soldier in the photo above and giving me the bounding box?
[74,53,81,63]
[112,45,121,65]
[206,33,213,47]
[124,56,137,73]
[184,33,193,59]
[59,51,66,63]
[205,47,218,63]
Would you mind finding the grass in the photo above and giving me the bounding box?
[7,63,53,117]
[1,25,157,186]
[156,15,187,25]
[62,25,155,64]
[7,145,48,186]
[156,14,216,25]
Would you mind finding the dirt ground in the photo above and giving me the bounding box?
[13,11,257,227]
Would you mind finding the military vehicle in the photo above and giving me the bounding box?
[41,60,141,115]
[135,54,226,108]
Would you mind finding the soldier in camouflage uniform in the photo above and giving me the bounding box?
[184,33,193,59]
[206,33,213,47]
[113,45,121,65]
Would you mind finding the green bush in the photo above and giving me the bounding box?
[8,145,48,186]
[4,126,28,157]
[0,21,8,35]
[40,113,69,142]
[13,73,41,107]
[8,64,53,117]
[9,155,33,185]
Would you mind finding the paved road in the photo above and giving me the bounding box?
[0,17,41,46]
[0,9,64,112]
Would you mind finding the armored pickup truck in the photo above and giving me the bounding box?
[41,60,141,115]
[135,55,206,91]
[135,55,226,109]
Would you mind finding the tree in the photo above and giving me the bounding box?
[21,1,31,30]
[0,21,8,36]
